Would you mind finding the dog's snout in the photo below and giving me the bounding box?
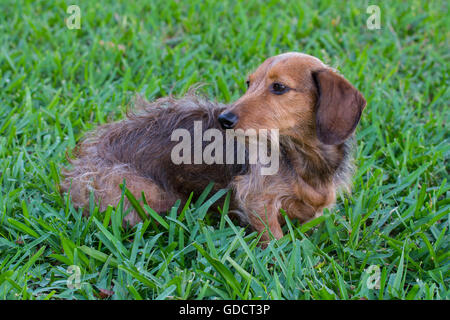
[218,112,238,129]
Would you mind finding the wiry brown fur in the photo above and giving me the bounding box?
[61,52,366,244]
[61,93,247,226]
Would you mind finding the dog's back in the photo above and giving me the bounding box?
[61,94,246,224]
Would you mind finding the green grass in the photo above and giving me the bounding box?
[0,0,449,300]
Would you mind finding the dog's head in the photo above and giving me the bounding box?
[218,52,366,145]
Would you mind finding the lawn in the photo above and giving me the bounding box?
[0,0,448,300]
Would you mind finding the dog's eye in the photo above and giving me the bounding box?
[270,82,289,95]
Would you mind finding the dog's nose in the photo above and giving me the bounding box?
[218,112,238,129]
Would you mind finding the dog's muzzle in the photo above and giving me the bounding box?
[218,112,238,129]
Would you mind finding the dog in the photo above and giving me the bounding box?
[61,52,366,243]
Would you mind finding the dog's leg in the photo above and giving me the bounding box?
[246,202,284,243]
[98,169,176,226]
[62,163,175,226]
[232,175,285,245]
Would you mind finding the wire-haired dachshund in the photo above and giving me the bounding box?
[61,52,366,244]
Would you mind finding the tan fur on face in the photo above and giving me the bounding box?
[229,53,325,135]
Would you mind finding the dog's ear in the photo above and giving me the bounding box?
[312,69,366,145]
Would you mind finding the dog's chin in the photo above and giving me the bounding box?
[230,125,260,135]
[231,122,269,132]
